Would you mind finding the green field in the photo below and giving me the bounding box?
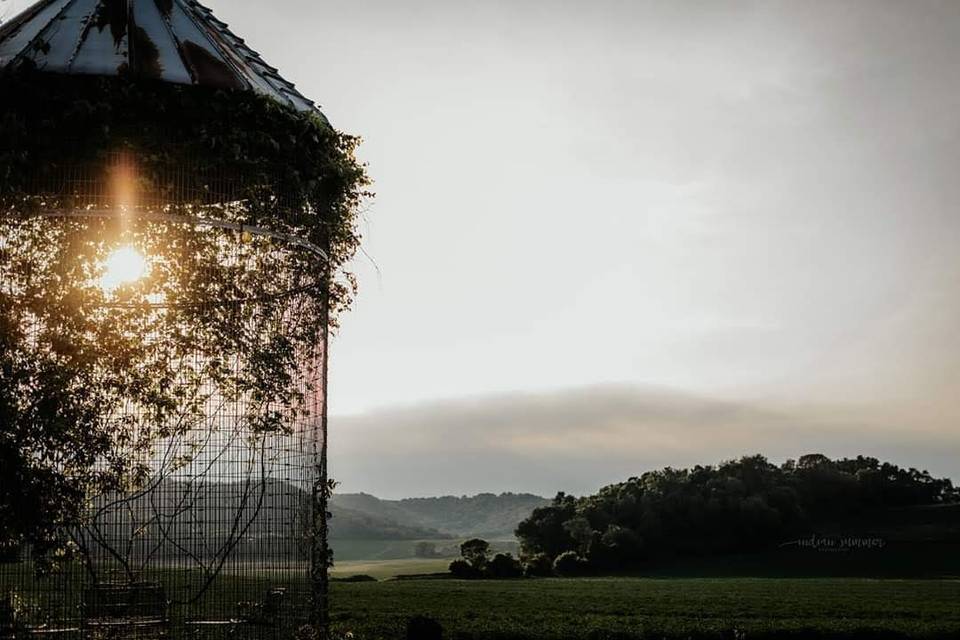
[6,563,960,638]
[330,539,457,562]
[329,577,960,639]
[330,539,519,562]
[331,558,451,580]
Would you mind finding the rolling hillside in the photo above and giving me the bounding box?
[330,504,449,540]
[332,492,549,538]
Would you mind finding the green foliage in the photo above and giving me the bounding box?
[448,558,478,579]
[521,553,553,578]
[486,553,523,579]
[0,71,370,320]
[589,525,644,570]
[552,551,589,577]
[449,539,523,579]
[515,492,577,558]
[459,539,491,568]
[516,454,958,573]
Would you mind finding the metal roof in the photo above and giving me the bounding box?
[0,0,324,116]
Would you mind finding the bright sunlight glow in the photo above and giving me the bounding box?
[100,246,149,292]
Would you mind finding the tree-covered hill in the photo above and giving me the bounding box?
[73,480,449,551]
[333,492,549,538]
[516,454,958,572]
[330,504,450,540]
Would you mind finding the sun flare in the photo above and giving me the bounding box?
[100,246,149,292]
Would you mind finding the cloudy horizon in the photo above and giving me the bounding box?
[330,383,959,499]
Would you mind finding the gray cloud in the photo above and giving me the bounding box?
[331,385,959,498]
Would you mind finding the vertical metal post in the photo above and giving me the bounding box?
[310,269,332,639]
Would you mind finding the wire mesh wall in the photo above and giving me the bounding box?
[0,158,331,640]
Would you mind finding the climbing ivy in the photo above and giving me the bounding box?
[0,70,370,318]
[0,70,369,569]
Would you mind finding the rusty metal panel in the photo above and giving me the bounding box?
[0,0,322,115]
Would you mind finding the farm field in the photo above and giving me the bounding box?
[5,562,960,638]
[329,539,457,562]
[331,558,450,580]
[328,577,960,640]
[330,538,519,562]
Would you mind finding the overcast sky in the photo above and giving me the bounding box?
[7,0,959,497]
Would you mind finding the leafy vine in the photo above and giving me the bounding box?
[0,70,369,573]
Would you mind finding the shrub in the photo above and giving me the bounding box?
[448,559,479,579]
[486,553,523,579]
[553,551,590,577]
[522,553,554,577]
[332,574,377,583]
[459,538,490,568]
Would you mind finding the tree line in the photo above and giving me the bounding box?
[511,454,957,576]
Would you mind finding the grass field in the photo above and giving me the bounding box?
[329,577,960,640]
[6,561,960,638]
[330,538,519,562]
[331,558,450,579]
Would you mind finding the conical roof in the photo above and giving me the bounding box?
[0,0,321,114]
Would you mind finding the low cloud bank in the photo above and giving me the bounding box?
[330,385,959,499]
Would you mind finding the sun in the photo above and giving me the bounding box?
[100,245,149,291]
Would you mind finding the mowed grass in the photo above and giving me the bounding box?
[329,577,960,640]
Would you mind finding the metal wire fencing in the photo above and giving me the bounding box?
[0,159,331,640]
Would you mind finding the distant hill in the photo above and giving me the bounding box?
[71,481,544,549]
[330,504,449,540]
[79,479,448,555]
[332,492,549,538]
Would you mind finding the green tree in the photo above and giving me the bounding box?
[459,538,490,568]
[522,553,553,577]
[515,492,577,557]
[562,516,594,556]
[486,553,523,579]
[515,453,957,574]
[448,559,477,579]
[552,551,589,577]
